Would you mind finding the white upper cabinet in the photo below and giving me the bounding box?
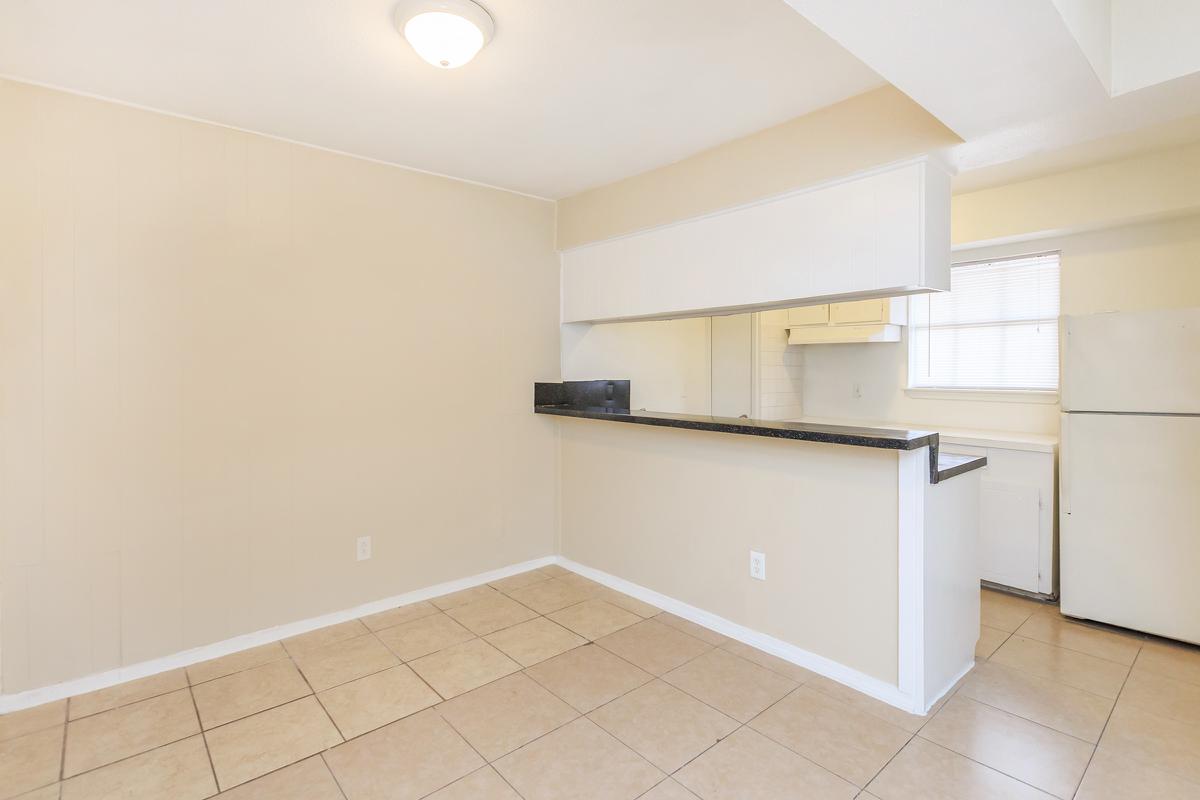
[560,157,951,324]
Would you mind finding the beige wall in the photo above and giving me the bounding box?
[0,80,560,693]
[556,86,960,250]
[558,419,899,684]
[951,140,1200,247]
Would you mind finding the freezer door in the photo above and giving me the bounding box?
[1061,308,1200,414]
[1060,412,1200,643]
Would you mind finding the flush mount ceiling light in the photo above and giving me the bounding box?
[395,0,494,69]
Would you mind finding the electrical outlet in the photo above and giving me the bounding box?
[852,382,863,399]
[749,550,766,580]
[356,536,372,562]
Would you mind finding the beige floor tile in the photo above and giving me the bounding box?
[292,633,399,691]
[318,664,440,739]
[437,672,578,760]
[588,679,738,773]
[991,635,1130,699]
[1136,640,1200,687]
[919,695,1093,799]
[596,589,661,618]
[192,659,311,730]
[324,709,483,800]
[538,564,570,577]
[867,737,1055,799]
[187,642,289,685]
[1120,667,1200,725]
[975,625,1010,660]
[524,643,653,713]
[444,593,539,636]
[676,727,857,800]
[507,578,600,614]
[204,696,341,791]
[490,569,555,595]
[410,639,521,699]
[547,599,642,641]
[654,613,730,646]
[640,778,700,799]
[60,735,214,800]
[0,701,66,742]
[359,600,439,632]
[485,618,587,667]
[11,785,60,800]
[748,685,910,787]
[374,613,475,661]
[64,689,199,777]
[1100,699,1200,784]
[720,640,818,684]
[800,676,930,734]
[68,670,188,720]
[664,647,797,723]
[1075,746,1200,800]
[282,620,369,657]
[596,619,711,676]
[494,717,663,800]
[425,766,522,799]
[214,755,344,800]
[1016,614,1142,666]
[958,661,1114,742]
[432,584,501,611]
[980,590,1042,633]
[0,726,63,800]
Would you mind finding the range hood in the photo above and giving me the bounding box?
[787,324,901,344]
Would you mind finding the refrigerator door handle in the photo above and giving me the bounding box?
[1059,414,1071,516]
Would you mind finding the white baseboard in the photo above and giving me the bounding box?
[555,557,923,715]
[0,555,556,714]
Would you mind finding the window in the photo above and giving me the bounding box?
[908,253,1060,392]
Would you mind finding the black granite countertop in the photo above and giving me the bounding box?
[534,381,987,484]
[934,452,989,483]
[535,404,938,451]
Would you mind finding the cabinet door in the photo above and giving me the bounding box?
[829,299,885,325]
[979,480,1041,592]
[787,305,829,326]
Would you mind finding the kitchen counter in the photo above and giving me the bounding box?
[534,381,985,483]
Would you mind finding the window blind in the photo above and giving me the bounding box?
[908,253,1061,391]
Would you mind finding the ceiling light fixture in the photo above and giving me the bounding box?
[395,0,494,69]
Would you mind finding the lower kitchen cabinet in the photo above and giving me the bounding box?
[939,438,1057,597]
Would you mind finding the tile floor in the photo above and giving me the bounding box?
[2,570,1199,799]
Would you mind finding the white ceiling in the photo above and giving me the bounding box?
[0,0,883,199]
[784,0,1200,181]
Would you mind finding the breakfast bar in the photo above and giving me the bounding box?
[536,380,983,714]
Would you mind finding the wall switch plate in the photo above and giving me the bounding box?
[356,536,372,561]
[749,550,766,580]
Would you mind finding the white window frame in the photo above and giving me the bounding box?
[906,252,1061,402]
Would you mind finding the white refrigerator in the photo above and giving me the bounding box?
[1059,308,1200,644]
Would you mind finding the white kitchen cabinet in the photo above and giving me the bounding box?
[560,157,951,323]
[787,305,830,326]
[789,298,907,327]
[938,439,1057,597]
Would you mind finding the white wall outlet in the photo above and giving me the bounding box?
[749,550,766,580]
[356,536,372,561]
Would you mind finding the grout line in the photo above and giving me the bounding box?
[186,684,221,795]
[1071,648,1139,800]
[433,716,529,800]
[319,751,351,800]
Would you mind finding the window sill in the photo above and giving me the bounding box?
[905,388,1060,404]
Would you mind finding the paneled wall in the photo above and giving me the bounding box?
[0,80,560,693]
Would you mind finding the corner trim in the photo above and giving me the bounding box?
[0,555,556,713]
[555,557,921,715]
